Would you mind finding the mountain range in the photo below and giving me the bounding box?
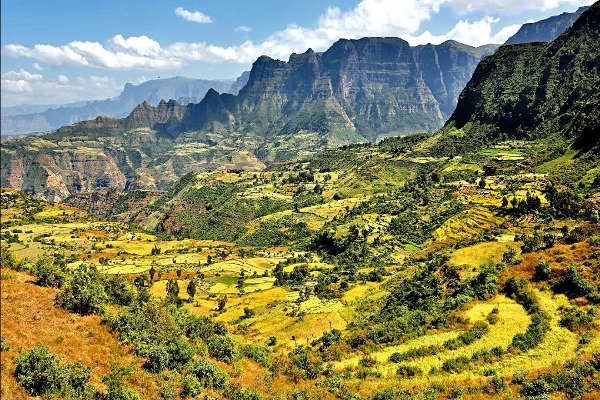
[504,6,590,44]
[0,76,247,137]
[1,38,498,201]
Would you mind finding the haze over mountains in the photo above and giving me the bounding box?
[0,76,248,138]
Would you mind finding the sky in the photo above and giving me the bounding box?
[1,0,594,107]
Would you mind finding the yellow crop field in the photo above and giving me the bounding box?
[433,207,504,243]
[449,241,518,269]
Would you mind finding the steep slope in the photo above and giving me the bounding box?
[1,76,236,136]
[1,38,496,201]
[441,3,600,151]
[505,6,590,44]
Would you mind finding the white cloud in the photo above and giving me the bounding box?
[1,79,33,93]
[406,17,522,46]
[32,62,44,71]
[175,7,213,23]
[4,0,583,70]
[111,34,160,56]
[2,69,43,81]
[438,0,593,14]
[4,37,181,70]
[57,74,69,83]
[235,25,252,33]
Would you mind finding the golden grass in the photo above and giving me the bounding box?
[0,269,157,399]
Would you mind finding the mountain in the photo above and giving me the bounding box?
[0,76,239,136]
[0,38,497,201]
[505,6,590,44]
[438,2,600,154]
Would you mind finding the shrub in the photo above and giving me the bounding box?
[206,335,238,363]
[14,345,92,398]
[157,384,177,400]
[34,257,66,288]
[165,339,194,369]
[242,344,271,367]
[0,337,9,352]
[533,261,551,281]
[520,378,552,400]
[396,365,422,377]
[103,275,139,306]
[559,307,597,331]
[56,264,107,315]
[100,365,140,400]
[359,357,376,368]
[187,359,229,390]
[553,265,595,299]
[180,375,203,398]
[144,346,169,373]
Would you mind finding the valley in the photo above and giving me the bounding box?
[1,3,600,400]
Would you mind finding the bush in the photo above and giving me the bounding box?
[553,265,595,299]
[34,257,66,288]
[56,264,107,315]
[100,365,140,400]
[0,337,9,352]
[14,345,92,398]
[520,378,552,400]
[559,307,597,331]
[144,346,169,373]
[206,335,238,363]
[242,344,271,367]
[157,384,177,400]
[533,261,551,281]
[165,339,195,369]
[187,359,229,390]
[180,374,203,398]
[396,365,422,377]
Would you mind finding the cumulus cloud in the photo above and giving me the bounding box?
[175,7,213,23]
[4,37,181,69]
[4,0,586,70]
[111,34,160,56]
[2,69,43,81]
[438,0,593,14]
[235,25,252,33]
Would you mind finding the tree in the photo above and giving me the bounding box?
[186,280,197,303]
[149,265,156,282]
[217,296,227,312]
[166,279,180,303]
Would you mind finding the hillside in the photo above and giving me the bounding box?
[0,38,496,201]
[505,6,590,44]
[0,76,243,137]
[435,2,600,155]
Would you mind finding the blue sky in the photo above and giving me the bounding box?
[1,0,593,107]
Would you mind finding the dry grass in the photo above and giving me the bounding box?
[0,269,156,399]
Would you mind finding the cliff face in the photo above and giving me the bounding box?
[447,3,599,147]
[1,38,497,200]
[505,6,589,44]
[221,38,497,142]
